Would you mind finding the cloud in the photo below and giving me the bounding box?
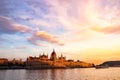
[0,1,11,16]
[0,16,64,46]
[0,36,6,42]
[27,39,47,47]
[27,30,64,46]
[0,16,32,34]
[101,26,120,34]
[91,25,120,34]
[16,46,27,49]
[29,19,50,27]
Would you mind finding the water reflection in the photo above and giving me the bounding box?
[0,70,26,80]
[50,69,66,80]
[0,68,120,80]
[25,69,68,80]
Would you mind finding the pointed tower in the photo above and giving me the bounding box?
[61,53,63,58]
[43,52,45,56]
[39,53,41,58]
[50,49,57,61]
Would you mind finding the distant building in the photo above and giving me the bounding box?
[0,58,8,65]
[26,50,94,69]
[39,53,48,61]
[26,50,66,69]
[10,58,24,65]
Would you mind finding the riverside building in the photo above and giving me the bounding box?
[26,50,94,69]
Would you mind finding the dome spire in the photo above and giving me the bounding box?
[53,49,55,52]
[61,53,63,57]
[50,49,57,61]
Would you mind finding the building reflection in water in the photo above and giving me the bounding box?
[25,69,67,80]
[50,69,66,80]
[1,68,120,80]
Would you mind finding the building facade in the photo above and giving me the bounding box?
[26,50,94,69]
[0,58,8,65]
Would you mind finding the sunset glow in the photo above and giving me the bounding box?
[0,0,120,64]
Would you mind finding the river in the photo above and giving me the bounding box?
[0,67,120,80]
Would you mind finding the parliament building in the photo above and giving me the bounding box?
[26,50,94,69]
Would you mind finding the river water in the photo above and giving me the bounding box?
[0,67,120,80]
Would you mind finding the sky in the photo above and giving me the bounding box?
[0,0,120,64]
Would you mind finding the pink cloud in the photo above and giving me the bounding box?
[27,37,48,47]
[0,16,32,34]
[27,31,64,46]
[16,46,27,49]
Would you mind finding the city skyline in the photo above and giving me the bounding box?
[0,0,120,64]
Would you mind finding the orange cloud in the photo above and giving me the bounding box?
[27,31,64,46]
[101,26,120,34]
[91,25,120,34]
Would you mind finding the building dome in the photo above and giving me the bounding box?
[50,49,57,61]
[51,50,56,56]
